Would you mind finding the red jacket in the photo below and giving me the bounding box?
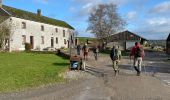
[130,44,145,58]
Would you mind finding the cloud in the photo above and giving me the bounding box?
[149,1,170,14]
[127,11,137,20]
[132,17,170,40]
[72,0,102,4]
[69,7,77,13]
[71,0,103,15]
[108,0,148,7]
[78,3,93,16]
[147,17,170,26]
[34,0,48,4]
[108,0,132,6]
[69,0,169,39]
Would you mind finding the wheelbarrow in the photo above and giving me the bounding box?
[70,55,82,70]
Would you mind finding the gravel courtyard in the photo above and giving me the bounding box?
[0,51,170,100]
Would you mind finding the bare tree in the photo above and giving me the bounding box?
[87,3,126,48]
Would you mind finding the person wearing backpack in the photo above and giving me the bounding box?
[82,43,89,61]
[77,44,81,55]
[110,45,119,76]
[93,45,99,61]
[130,42,145,76]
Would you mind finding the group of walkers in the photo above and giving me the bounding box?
[76,43,99,61]
[76,42,145,76]
[110,42,145,76]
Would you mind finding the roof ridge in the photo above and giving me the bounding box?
[2,5,74,29]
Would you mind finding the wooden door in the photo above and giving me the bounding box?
[30,36,34,49]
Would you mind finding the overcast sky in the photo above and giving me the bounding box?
[3,0,170,40]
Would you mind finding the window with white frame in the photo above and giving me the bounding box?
[22,35,26,45]
[22,22,26,29]
[63,30,65,37]
[41,25,44,31]
[64,39,66,44]
[56,28,58,33]
[41,36,44,44]
[56,37,58,44]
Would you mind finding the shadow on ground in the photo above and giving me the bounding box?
[106,63,170,74]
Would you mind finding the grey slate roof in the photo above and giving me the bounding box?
[0,5,74,29]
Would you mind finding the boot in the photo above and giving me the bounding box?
[114,70,117,76]
[137,71,141,76]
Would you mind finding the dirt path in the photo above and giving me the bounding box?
[0,51,170,100]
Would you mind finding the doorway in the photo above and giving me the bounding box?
[30,36,34,49]
[67,40,69,48]
[51,37,54,47]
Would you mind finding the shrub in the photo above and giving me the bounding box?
[25,43,32,51]
[60,46,68,51]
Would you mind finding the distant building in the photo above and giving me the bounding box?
[166,33,170,54]
[106,30,147,50]
[0,4,75,52]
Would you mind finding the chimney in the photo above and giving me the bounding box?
[37,9,41,16]
[0,0,2,8]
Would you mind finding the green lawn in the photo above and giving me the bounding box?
[0,52,69,93]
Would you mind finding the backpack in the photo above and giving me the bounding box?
[110,48,118,61]
[93,47,99,53]
[135,47,143,57]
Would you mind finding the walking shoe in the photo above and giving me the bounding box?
[114,70,119,76]
[137,72,141,76]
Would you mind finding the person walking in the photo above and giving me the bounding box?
[93,45,99,60]
[76,44,81,55]
[130,42,145,76]
[82,44,89,61]
[110,45,119,76]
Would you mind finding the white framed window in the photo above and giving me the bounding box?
[22,22,26,29]
[63,30,65,37]
[22,35,26,45]
[41,25,44,31]
[56,28,58,33]
[56,37,58,44]
[41,36,44,44]
[64,39,66,44]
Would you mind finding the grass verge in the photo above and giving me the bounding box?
[0,52,69,93]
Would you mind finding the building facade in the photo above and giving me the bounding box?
[0,5,75,52]
[106,30,147,50]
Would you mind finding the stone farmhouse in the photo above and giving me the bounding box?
[0,3,75,52]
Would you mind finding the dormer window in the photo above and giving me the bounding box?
[22,22,26,29]
[41,25,44,31]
